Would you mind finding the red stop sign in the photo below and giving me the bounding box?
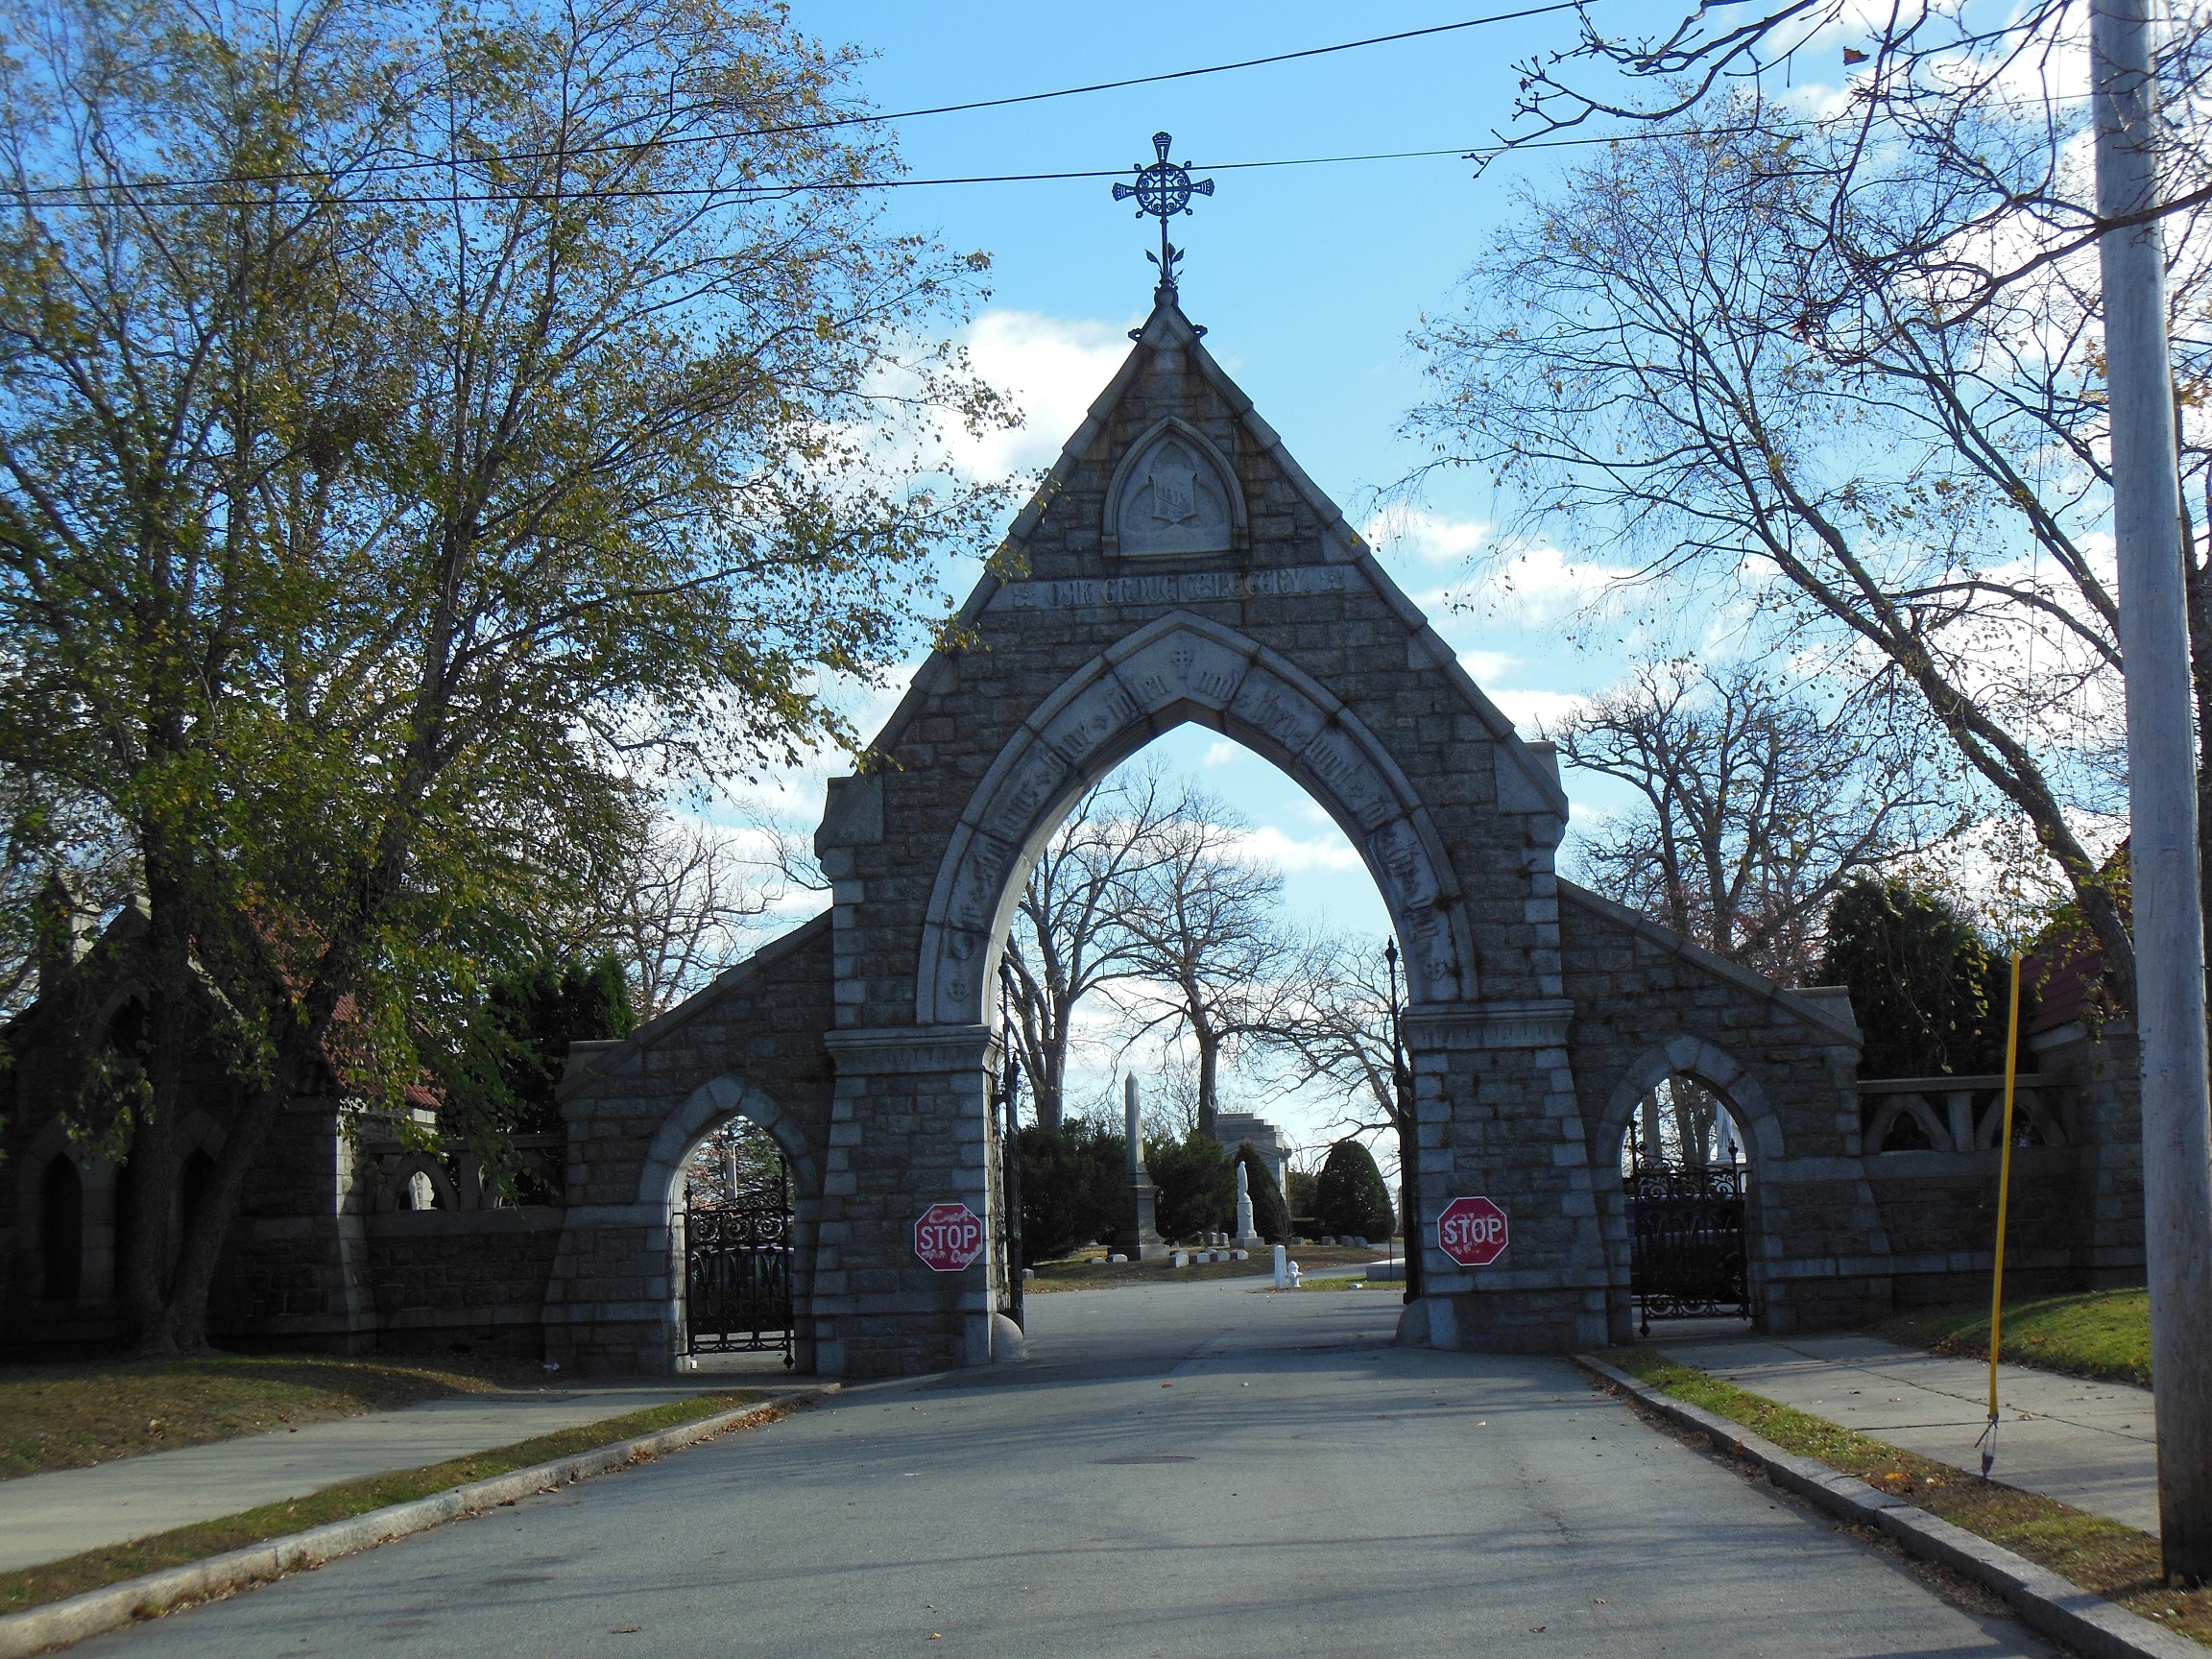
[1436,1196,1509,1266]
[914,1202,986,1272]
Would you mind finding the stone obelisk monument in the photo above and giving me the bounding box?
[1123,1075,1168,1261]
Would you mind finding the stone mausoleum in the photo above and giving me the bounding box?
[4,284,2146,1373]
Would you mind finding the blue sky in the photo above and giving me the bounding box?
[732,4,1864,1160]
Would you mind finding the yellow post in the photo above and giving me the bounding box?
[1982,952,2025,1479]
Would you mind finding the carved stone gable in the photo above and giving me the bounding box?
[1110,427,1238,556]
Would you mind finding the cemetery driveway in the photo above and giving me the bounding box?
[76,1281,2060,1659]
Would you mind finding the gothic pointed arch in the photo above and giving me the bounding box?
[638,1072,821,1210]
[915,610,1478,1027]
[1594,1034,1787,1169]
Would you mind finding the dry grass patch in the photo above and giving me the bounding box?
[1599,1346,2209,1646]
[0,1390,770,1617]
[0,1356,545,1479]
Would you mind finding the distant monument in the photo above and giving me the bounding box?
[1214,1112,1287,1194]
[1122,1075,1169,1261]
[1233,1160,1262,1250]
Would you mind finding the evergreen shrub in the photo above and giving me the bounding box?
[1314,1139,1396,1240]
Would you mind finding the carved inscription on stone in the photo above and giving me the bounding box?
[1115,433,1236,555]
[1112,632,1250,714]
[1299,727,1398,830]
[999,565,1352,610]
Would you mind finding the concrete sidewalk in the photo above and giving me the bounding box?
[1647,1328,2157,1532]
[0,1365,812,1575]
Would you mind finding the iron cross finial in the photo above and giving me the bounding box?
[1112,132,1214,292]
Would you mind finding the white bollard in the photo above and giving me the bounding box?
[1273,1243,1287,1289]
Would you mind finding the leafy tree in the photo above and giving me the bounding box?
[1314,1140,1396,1241]
[1146,1133,1235,1243]
[1234,1145,1290,1245]
[462,955,636,1139]
[1820,880,2027,1078]
[0,0,1005,1353]
[1017,1121,1126,1262]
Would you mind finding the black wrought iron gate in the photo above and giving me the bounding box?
[1626,1159,1750,1334]
[685,1162,794,1365]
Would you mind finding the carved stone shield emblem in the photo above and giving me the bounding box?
[1149,460,1200,524]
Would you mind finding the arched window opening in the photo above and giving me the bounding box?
[41,1156,83,1303]
[1621,1073,1752,1333]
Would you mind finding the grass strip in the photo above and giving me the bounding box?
[0,1356,537,1479]
[1865,1288,2152,1387]
[0,1389,766,1617]
[1599,1346,2209,1646]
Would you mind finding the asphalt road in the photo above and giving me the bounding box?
[82,1282,2060,1658]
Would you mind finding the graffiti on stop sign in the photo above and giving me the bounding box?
[1436,1195,1509,1266]
[913,1202,986,1271]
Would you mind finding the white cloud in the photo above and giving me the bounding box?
[1201,740,1242,770]
[1360,507,1489,565]
[1220,823,1365,875]
[1455,649,1518,685]
[941,310,1139,480]
[1487,687,1588,738]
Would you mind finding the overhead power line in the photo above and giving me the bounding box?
[12,129,1716,212]
[9,1,1589,201]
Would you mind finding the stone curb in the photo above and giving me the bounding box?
[0,1386,835,1659]
[1575,1356,2200,1659]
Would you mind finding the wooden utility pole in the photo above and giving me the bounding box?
[2094,0,2212,1579]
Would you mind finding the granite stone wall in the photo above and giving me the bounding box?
[544,913,836,1375]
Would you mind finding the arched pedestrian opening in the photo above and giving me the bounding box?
[1596,1040,1781,1336]
[639,1074,821,1375]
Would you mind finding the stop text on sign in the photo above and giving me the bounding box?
[1436,1195,1509,1266]
[913,1202,986,1272]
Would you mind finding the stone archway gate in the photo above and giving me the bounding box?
[546,284,1886,1378]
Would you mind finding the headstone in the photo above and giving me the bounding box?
[1172,1249,1190,1268]
[1233,1162,1262,1250]
[1109,1253,1128,1263]
[1120,1076,1169,1261]
[1231,1249,1247,1261]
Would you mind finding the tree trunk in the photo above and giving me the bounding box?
[1194,1026,1220,1142]
[141,1084,286,1353]
[1035,1040,1065,1132]
[120,874,194,1355]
